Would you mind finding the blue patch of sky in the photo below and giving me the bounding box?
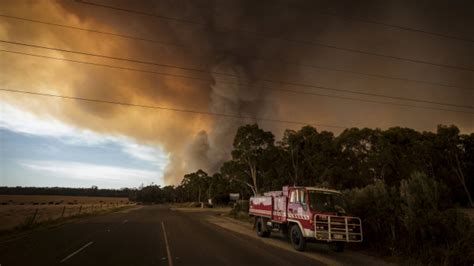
[0,128,165,188]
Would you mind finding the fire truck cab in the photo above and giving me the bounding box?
[249,186,363,252]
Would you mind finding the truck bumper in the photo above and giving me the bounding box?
[314,214,363,242]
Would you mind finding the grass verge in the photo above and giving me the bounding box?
[0,205,136,241]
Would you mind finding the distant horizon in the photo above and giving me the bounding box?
[0,185,138,190]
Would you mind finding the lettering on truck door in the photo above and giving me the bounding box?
[288,188,312,235]
[288,189,304,219]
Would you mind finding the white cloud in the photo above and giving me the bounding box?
[121,143,168,168]
[0,101,111,145]
[0,101,169,167]
[21,160,159,183]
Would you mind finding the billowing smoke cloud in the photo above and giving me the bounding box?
[1,0,473,185]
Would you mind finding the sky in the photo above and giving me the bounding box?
[0,0,473,188]
[1,102,168,188]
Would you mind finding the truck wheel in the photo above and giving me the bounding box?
[256,217,270,237]
[290,225,306,251]
[329,242,345,252]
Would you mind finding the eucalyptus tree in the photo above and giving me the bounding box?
[229,124,275,195]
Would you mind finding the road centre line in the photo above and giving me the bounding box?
[60,241,93,263]
[161,222,173,266]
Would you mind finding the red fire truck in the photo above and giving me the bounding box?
[249,186,363,252]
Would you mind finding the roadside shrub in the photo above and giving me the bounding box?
[400,172,473,265]
[345,172,473,265]
[344,179,400,254]
[229,200,252,222]
[231,200,249,213]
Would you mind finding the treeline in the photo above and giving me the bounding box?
[137,124,473,206]
[0,186,132,198]
[134,124,473,264]
[129,171,242,205]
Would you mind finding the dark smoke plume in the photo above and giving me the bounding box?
[1,0,472,184]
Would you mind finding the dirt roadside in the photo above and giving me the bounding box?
[0,205,142,244]
[173,207,396,266]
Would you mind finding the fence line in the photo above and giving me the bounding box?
[20,202,135,227]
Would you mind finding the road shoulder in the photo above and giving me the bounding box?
[173,207,396,266]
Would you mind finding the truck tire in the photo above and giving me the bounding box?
[290,224,306,251]
[329,242,345,252]
[256,217,271,237]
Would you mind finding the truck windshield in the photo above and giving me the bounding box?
[308,191,346,213]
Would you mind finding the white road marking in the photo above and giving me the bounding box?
[161,222,173,266]
[60,241,93,263]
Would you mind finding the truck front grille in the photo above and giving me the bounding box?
[314,215,363,242]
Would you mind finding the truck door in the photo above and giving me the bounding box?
[288,188,308,219]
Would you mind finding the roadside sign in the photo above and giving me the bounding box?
[229,193,239,201]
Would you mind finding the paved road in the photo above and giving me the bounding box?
[0,205,320,266]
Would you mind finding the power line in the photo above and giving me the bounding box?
[75,0,204,25]
[0,88,348,129]
[74,0,474,73]
[0,14,182,48]
[2,13,472,92]
[0,39,225,76]
[175,0,474,44]
[2,48,474,115]
[271,81,474,110]
[2,40,473,111]
[3,36,473,108]
[265,0,474,44]
[0,49,213,82]
[238,52,474,92]
[313,8,474,44]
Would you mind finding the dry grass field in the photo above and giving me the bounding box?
[0,195,133,231]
